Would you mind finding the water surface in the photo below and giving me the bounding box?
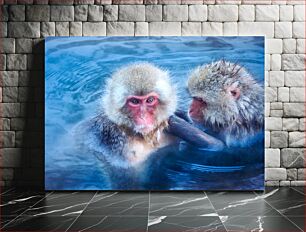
[45,36,264,190]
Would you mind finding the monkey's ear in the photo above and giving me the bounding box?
[227,82,240,100]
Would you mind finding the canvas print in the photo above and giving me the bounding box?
[45,36,265,190]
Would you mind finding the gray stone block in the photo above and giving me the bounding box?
[282,54,306,71]
[83,22,106,36]
[255,5,279,21]
[1,5,9,21]
[1,71,18,87]
[75,5,88,21]
[135,22,148,36]
[119,5,145,21]
[265,148,280,168]
[1,148,22,167]
[104,5,118,21]
[1,131,15,148]
[26,5,50,21]
[70,22,82,36]
[41,22,55,37]
[270,131,288,148]
[189,5,207,21]
[3,87,18,103]
[16,39,32,53]
[266,38,282,54]
[290,87,305,102]
[8,22,40,38]
[113,0,143,3]
[265,117,282,131]
[265,168,287,181]
[284,103,305,117]
[283,118,299,131]
[7,54,27,71]
[290,181,306,186]
[95,0,112,4]
[145,5,162,22]
[238,22,274,38]
[1,22,8,37]
[265,181,280,186]
[283,39,296,54]
[9,5,25,21]
[55,22,69,36]
[299,119,305,131]
[289,132,305,147]
[293,22,304,38]
[275,22,292,39]
[3,103,20,117]
[279,181,290,186]
[208,5,238,21]
[144,0,158,3]
[49,0,74,4]
[182,22,201,36]
[163,5,188,21]
[202,22,222,35]
[0,54,6,71]
[2,118,10,131]
[297,168,305,180]
[0,38,15,53]
[280,5,293,21]
[287,168,297,180]
[74,0,94,3]
[159,0,181,4]
[149,22,181,36]
[285,71,305,87]
[107,22,134,36]
[239,5,255,21]
[281,148,305,168]
[51,6,74,21]
[88,5,103,21]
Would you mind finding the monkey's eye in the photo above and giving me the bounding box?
[146,96,155,104]
[129,98,140,105]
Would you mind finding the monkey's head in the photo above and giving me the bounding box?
[102,63,177,135]
[187,60,264,136]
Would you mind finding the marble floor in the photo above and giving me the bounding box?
[0,187,305,231]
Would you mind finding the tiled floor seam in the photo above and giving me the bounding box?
[1,191,54,230]
[204,191,228,232]
[65,191,98,232]
[253,191,304,232]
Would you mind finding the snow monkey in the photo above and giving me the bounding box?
[187,60,264,148]
[76,62,223,188]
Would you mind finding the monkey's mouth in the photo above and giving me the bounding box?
[134,124,154,134]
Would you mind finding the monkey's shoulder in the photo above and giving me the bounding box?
[75,113,127,157]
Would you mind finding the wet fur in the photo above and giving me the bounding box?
[188,60,264,147]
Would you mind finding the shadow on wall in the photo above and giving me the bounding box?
[14,40,45,188]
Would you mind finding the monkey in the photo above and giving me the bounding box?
[75,62,223,189]
[187,60,264,148]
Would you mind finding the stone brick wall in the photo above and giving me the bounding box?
[0,0,305,187]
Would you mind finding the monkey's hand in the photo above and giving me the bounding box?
[174,110,193,124]
[167,115,225,152]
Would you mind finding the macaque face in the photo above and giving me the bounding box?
[189,97,206,123]
[126,92,159,134]
[188,84,241,125]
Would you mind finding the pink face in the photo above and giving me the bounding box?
[189,97,206,123]
[126,92,159,133]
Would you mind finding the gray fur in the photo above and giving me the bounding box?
[188,60,264,147]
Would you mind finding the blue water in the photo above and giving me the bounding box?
[45,36,265,190]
